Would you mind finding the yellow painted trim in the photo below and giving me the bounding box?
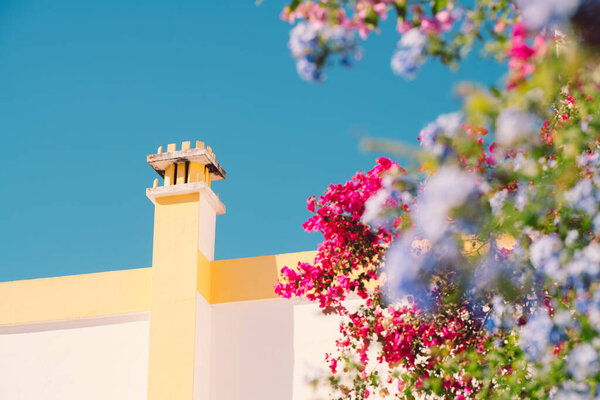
[209,251,316,304]
[0,268,152,326]
[0,249,317,328]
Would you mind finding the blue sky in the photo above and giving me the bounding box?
[0,0,504,281]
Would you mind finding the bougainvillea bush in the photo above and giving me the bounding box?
[274,0,600,398]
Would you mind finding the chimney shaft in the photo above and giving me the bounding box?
[145,141,225,399]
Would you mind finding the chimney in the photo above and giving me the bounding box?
[145,141,225,399]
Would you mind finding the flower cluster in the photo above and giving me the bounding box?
[272,0,600,398]
[280,0,496,81]
[275,157,402,311]
[289,22,359,82]
[390,28,427,80]
[506,23,548,89]
[516,0,581,31]
[326,299,488,399]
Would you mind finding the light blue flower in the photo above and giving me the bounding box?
[391,28,427,80]
[483,296,517,334]
[516,0,581,31]
[555,381,594,400]
[414,166,477,242]
[519,308,553,360]
[588,288,600,333]
[568,344,599,381]
[565,243,600,285]
[296,57,323,82]
[289,22,320,59]
[530,235,564,282]
[288,22,358,82]
[361,175,403,229]
[495,108,538,147]
[383,232,438,309]
[565,179,598,215]
[418,112,463,156]
[593,214,600,235]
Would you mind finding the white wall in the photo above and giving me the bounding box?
[204,298,344,400]
[194,294,212,400]
[0,313,150,400]
[209,298,295,400]
[293,302,342,400]
[0,297,356,400]
[198,195,217,261]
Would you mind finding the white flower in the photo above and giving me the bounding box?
[399,28,427,48]
[435,112,463,138]
[515,184,530,211]
[490,189,508,216]
[577,151,600,168]
[566,230,579,246]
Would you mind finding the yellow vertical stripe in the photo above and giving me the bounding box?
[147,193,200,400]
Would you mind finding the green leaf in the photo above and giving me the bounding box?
[432,0,449,13]
[393,0,407,20]
[364,8,379,28]
[288,0,301,12]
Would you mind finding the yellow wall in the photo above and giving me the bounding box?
[210,251,316,304]
[0,268,152,326]
[147,193,201,400]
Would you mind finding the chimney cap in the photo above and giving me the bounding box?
[147,142,226,181]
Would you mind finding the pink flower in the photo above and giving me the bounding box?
[435,10,454,31]
[396,20,413,34]
[506,23,548,88]
[306,196,316,212]
[329,358,337,373]
[494,20,507,33]
[373,2,388,18]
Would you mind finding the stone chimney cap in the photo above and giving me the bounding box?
[147,141,226,181]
